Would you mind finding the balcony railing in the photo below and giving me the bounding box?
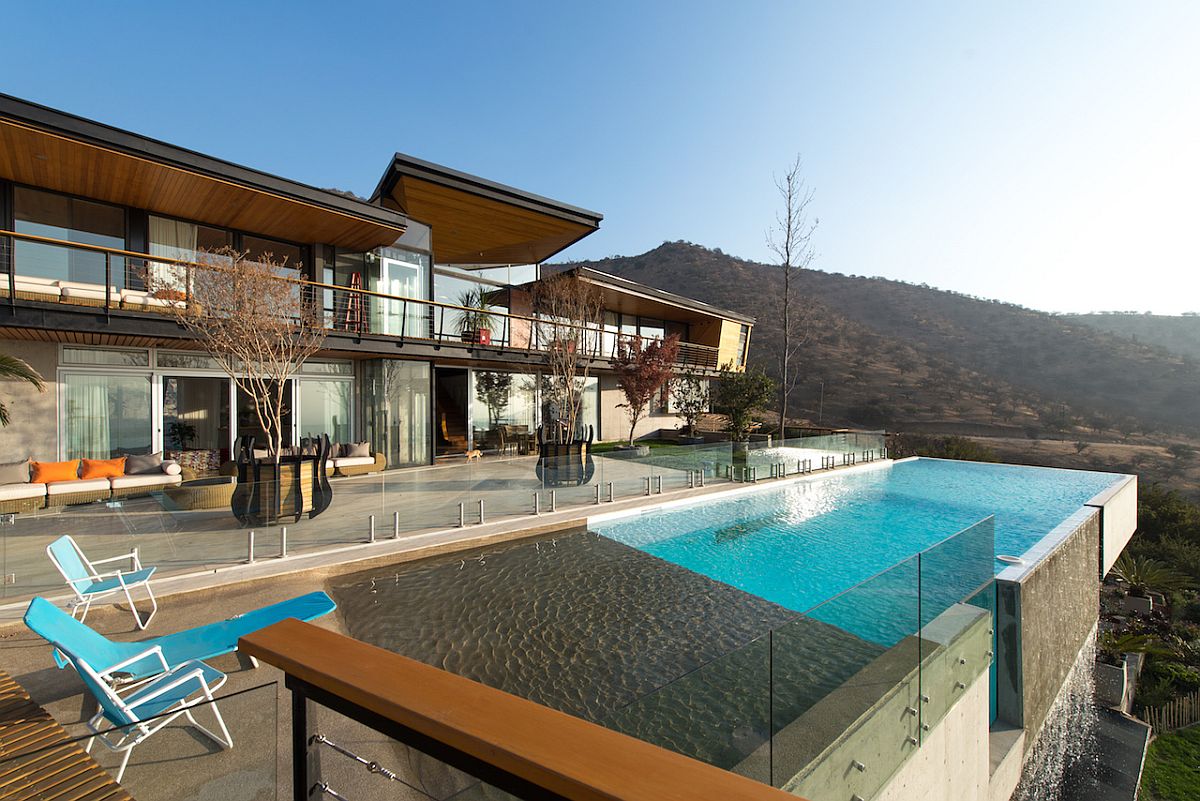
[0,230,721,369]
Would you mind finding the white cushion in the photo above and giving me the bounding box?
[7,275,61,297]
[45,478,111,495]
[0,483,46,501]
[162,461,182,476]
[121,289,179,308]
[58,282,117,302]
[331,456,375,468]
[110,473,182,490]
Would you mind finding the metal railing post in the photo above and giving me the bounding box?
[533,493,540,515]
[478,499,485,525]
[368,514,376,543]
[247,530,255,564]
[607,482,614,503]
[393,511,401,539]
[549,489,556,512]
[280,527,287,558]
[457,502,465,528]
[104,252,112,318]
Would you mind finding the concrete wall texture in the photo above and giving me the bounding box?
[0,339,58,460]
[597,373,685,442]
[875,671,992,801]
[1092,476,1138,576]
[1002,513,1101,750]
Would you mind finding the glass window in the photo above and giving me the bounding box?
[62,347,149,366]
[62,373,153,459]
[242,235,304,270]
[638,318,666,341]
[737,324,750,367]
[236,382,293,450]
[299,379,353,444]
[13,187,125,287]
[471,371,539,448]
[300,360,353,376]
[375,249,432,337]
[163,375,231,469]
[156,350,222,370]
[363,360,430,468]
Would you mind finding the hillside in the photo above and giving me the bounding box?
[563,242,1200,441]
[1069,313,1200,361]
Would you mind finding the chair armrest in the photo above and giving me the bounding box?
[127,664,214,708]
[90,549,140,569]
[101,645,170,678]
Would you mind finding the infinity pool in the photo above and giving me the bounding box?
[594,458,1124,617]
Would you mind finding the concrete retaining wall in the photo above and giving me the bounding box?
[995,511,1101,745]
[1089,475,1138,577]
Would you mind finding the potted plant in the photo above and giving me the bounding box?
[456,288,497,345]
[1095,631,1167,709]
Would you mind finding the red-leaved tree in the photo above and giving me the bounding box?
[613,334,680,445]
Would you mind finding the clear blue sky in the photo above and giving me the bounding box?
[3,2,1196,313]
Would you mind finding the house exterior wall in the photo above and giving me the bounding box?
[716,319,747,367]
[0,339,59,461]
[597,373,685,442]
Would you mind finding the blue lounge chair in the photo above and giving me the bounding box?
[24,591,336,682]
[46,535,158,630]
[58,639,232,782]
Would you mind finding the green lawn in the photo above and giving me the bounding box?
[1142,726,1200,800]
[589,439,677,454]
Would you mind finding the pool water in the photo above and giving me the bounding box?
[595,458,1122,619]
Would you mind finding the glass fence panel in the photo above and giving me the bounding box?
[602,633,774,785]
[770,553,922,792]
[917,515,996,737]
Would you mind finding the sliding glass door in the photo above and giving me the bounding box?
[61,373,153,459]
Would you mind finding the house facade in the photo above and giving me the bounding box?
[0,94,753,472]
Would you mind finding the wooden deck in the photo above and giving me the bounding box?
[0,669,133,801]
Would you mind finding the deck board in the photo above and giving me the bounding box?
[0,668,133,801]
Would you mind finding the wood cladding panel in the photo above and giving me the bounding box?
[0,120,403,251]
[393,177,594,264]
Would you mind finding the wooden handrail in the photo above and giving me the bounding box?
[240,619,801,801]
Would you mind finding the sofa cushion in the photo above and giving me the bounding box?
[162,461,182,476]
[45,477,110,495]
[0,483,45,501]
[81,457,126,480]
[125,452,164,475]
[343,441,371,458]
[0,459,30,484]
[110,473,183,490]
[31,460,80,483]
[57,282,118,302]
[331,456,375,468]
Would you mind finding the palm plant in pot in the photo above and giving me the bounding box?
[1112,554,1193,614]
[456,287,497,345]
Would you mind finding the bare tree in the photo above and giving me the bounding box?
[767,155,818,438]
[531,270,604,443]
[145,247,327,463]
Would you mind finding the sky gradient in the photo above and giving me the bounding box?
[2,2,1196,313]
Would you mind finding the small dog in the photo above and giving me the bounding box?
[465,449,483,462]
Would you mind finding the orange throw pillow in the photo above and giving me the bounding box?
[31,459,81,483]
[80,457,127,480]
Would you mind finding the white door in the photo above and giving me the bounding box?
[379,257,423,336]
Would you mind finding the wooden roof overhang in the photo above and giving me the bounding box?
[0,94,407,251]
[372,153,602,265]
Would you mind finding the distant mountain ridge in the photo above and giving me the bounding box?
[1068,313,1200,361]
[560,241,1200,437]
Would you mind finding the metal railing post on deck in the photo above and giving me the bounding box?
[550,490,556,512]
[368,515,376,543]
[478,499,485,525]
[280,527,287,558]
[607,482,614,503]
[458,503,465,528]
[104,252,111,319]
[247,530,255,564]
[533,493,540,515]
[393,511,401,539]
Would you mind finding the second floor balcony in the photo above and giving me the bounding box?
[0,230,735,372]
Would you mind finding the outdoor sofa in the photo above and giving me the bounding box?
[0,454,189,514]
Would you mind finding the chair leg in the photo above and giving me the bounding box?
[74,597,93,624]
[184,703,233,749]
[114,746,134,783]
[124,582,156,630]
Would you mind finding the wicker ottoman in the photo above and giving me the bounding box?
[162,477,237,511]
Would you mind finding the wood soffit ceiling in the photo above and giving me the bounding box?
[0,106,406,252]
[378,155,602,265]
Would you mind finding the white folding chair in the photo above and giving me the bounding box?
[46,535,157,630]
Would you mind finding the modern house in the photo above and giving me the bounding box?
[0,93,753,471]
